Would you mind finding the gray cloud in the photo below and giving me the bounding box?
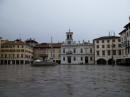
[0,0,130,43]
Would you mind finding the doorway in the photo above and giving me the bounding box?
[85,56,88,64]
[67,56,71,64]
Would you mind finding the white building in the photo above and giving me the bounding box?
[61,30,94,64]
[119,21,130,64]
[93,36,122,65]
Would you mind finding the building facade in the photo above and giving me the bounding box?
[119,21,130,64]
[33,43,61,64]
[0,37,2,51]
[0,39,33,64]
[93,36,122,65]
[61,31,94,64]
[25,38,38,47]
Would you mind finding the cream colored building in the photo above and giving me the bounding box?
[34,43,61,64]
[0,39,33,64]
[93,36,122,65]
[119,21,130,64]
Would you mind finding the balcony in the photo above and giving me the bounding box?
[66,51,73,55]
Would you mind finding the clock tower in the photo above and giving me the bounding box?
[66,29,73,45]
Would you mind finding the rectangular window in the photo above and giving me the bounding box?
[113,44,115,48]
[119,50,121,55]
[102,45,105,48]
[113,50,116,55]
[90,57,92,61]
[90,48,92,53]
[107,45,110,48]
[80,48,83,53]
[118,44,121,47]
[5,54,7,58]
[59,54,60,58]
[81,57,83,61]
[13,54,15,58]
[102,50,105,55]
[73,48,76,53]
[17,54,19,58]
[118,39,121,42]
[53,54,55,58]
[1,45,4,48]
[21,49,24,52]
[97,51,99,56]
[17,49,20,52]
[1,54,3,58]
[108,50,110,55]
[112,39,115,42]
[97,45,99,48]
[21,54,23,58]
[63,57,65,61]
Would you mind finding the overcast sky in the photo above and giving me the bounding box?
[0,0,130,43]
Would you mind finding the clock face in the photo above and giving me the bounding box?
[68,41,71,44]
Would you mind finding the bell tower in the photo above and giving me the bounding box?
[66,28,73,45]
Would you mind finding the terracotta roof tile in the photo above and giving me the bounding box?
[94,36,120,40]
[2,40,26,45]
[119,29,126,35]
[34,43,62,48]
[25,39,38,43]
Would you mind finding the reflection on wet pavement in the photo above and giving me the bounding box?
[0,65,130,97]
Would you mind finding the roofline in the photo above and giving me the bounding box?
[124,22,130,28]
[93,36,120,41]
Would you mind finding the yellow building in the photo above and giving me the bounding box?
[0,39,33,64]
[34,43,61,64]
